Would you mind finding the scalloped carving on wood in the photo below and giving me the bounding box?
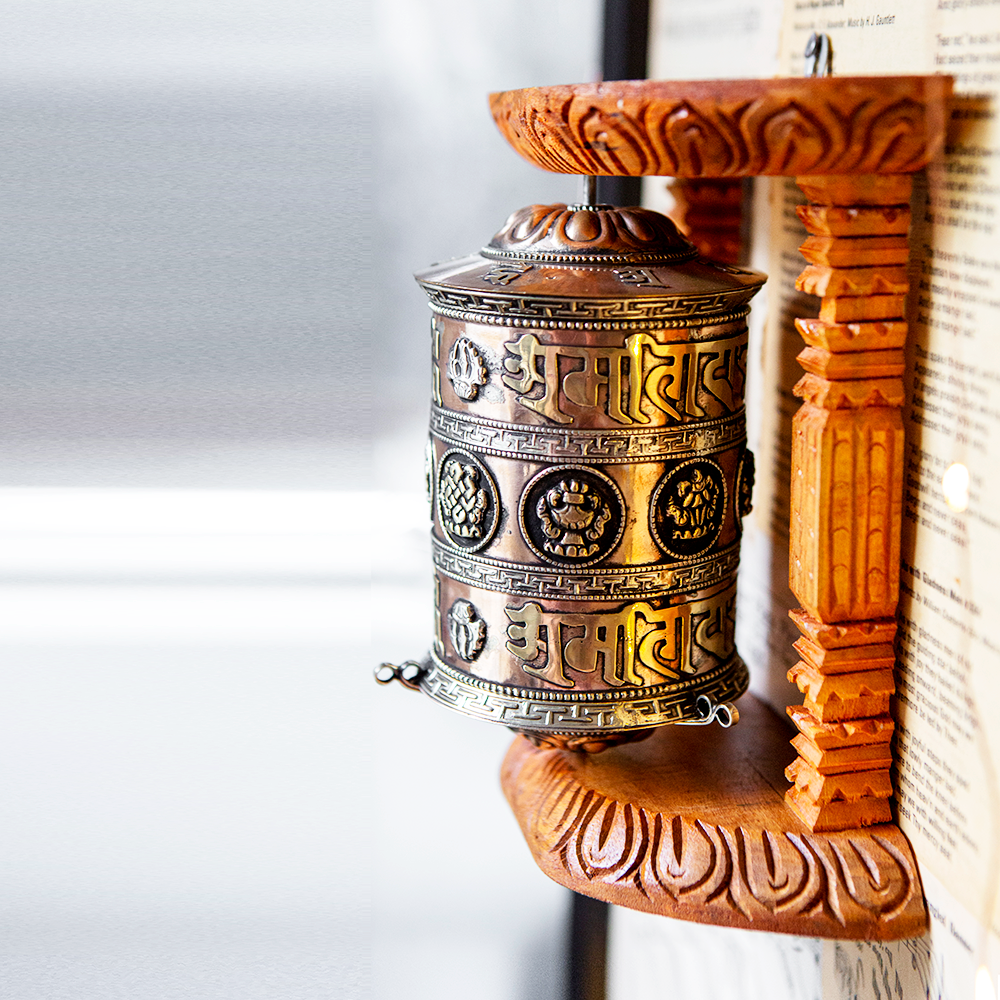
[501,695,926,939]
[489,76,951,178]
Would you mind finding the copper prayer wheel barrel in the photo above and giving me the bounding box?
[382,199,766,751]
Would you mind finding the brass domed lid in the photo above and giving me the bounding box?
[483,203,698,265]
[415,201,766,330]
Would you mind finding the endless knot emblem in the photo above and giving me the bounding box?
[446,337,488,401]
[651,459,727,560]
[440,460,486,537]
[436,450,500,551]
[482,261,533,285]
[519,466,625,567]
[448,599,487,662]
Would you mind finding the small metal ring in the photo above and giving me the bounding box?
[374,663,398,685]
[374,660,425,691]
[715,703,739,728]
[683,695,740,728]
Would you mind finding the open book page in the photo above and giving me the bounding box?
[778,0,1000,990]
[611,2,1000,997]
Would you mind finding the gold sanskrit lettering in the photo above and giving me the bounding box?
[505,601,568,687]
[560,347,635,424]
[501,333,746,426]
[636,337,708,421]
[501,334,570,424]
[504,585,737,689]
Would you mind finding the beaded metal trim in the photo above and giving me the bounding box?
[478,246,698,265]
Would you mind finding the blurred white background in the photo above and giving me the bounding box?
[0,1,602,997]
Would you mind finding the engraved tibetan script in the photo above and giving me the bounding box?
[501,332,747,425]
[504,585,735,688]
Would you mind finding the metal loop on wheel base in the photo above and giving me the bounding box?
[676,694,740,728]
[374,660,425,691]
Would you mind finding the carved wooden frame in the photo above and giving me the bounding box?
[488,74,953,939]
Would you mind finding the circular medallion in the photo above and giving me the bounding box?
[519,465,625,567]
[447,599,487,662]
[423,436,435,509]
[735,448,755,530]
[650,458,727,560]
[436,449,500,552]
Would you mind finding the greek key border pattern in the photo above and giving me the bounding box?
[419,651,749,731]
[421,286,753,328]
[432,539,740,600]
[430,405,746,464]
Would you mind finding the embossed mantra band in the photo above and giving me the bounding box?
[399,202,765,749]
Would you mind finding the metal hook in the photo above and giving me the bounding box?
[804,32,833,78]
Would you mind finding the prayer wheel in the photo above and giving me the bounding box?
[378,195,766,751]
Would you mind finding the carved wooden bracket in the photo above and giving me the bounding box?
[488,74,953,939]
[502,695,926,940]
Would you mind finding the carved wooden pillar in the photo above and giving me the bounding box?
[784,174,912,832]
[668,179,745,265]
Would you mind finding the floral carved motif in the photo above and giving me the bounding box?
[502,722,926,939]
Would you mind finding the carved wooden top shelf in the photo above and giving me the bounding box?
[489,76,952,178]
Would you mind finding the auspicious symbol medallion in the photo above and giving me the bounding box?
[519,466,625,567]
[448,599,487,662]
[423,436,435,507]
[735,449,755,529]
[436,449,500,551]
[651,458,727,559]
[446,337,488,401]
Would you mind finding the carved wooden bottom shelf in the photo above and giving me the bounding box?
[501,695,926,941]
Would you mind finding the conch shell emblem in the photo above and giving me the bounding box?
[448,599,486,662]
[446,337,488,401]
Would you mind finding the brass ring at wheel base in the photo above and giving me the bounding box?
[419,650,749,733]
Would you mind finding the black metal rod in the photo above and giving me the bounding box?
[565,891,609,1000]
[598,0,651,207]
